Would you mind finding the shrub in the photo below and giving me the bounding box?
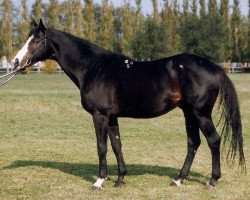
[43,60,58,73]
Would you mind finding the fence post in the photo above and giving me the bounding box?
[37,62,41,73]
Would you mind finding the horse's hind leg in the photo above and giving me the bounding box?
[108,117,127,187]
[171,108,201,186]
[196,113,221,189]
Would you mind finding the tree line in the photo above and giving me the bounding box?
[0,0,250,63]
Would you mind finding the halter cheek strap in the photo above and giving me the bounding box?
[29,31,48,64]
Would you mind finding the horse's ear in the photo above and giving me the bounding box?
[39,19,47,33]
[32,19,38,27]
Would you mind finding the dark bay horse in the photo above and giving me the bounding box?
[13,20,245,189]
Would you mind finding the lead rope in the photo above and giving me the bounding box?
[0,68,23,87]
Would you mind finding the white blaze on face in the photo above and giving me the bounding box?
[14,35,34,66]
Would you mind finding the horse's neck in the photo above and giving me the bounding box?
[49,29,99,66]
[48,29,101,88]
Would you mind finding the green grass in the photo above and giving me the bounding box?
[0,73,249,199]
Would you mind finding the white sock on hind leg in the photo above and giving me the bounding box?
[172,179,182,186]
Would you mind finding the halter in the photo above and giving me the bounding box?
[0,31,48,87]
[26,31,47,66]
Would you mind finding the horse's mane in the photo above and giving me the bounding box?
[49,28,111,54]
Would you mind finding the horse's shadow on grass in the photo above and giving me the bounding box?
[3,160,208,185]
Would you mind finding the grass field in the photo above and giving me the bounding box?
[0,73,249,199]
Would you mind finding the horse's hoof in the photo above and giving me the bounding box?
[204,182,215,190]
[170,179,183,186]
[91,185,102,190]
[114,180,126,187]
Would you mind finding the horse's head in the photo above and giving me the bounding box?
[13,19,50,70]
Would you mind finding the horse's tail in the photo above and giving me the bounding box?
[218,69,246,171]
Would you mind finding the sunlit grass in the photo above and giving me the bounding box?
[0,73,249,199]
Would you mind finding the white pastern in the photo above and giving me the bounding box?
[172,179,182,186]
[14,35,34,64]
[93,178,106,189]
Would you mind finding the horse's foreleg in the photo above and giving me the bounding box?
[108,117,127,187]
[92,112,109,189]
[197,114,221,189]
[171,109,200,186]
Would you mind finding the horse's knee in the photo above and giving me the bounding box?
[97,143,107,157]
